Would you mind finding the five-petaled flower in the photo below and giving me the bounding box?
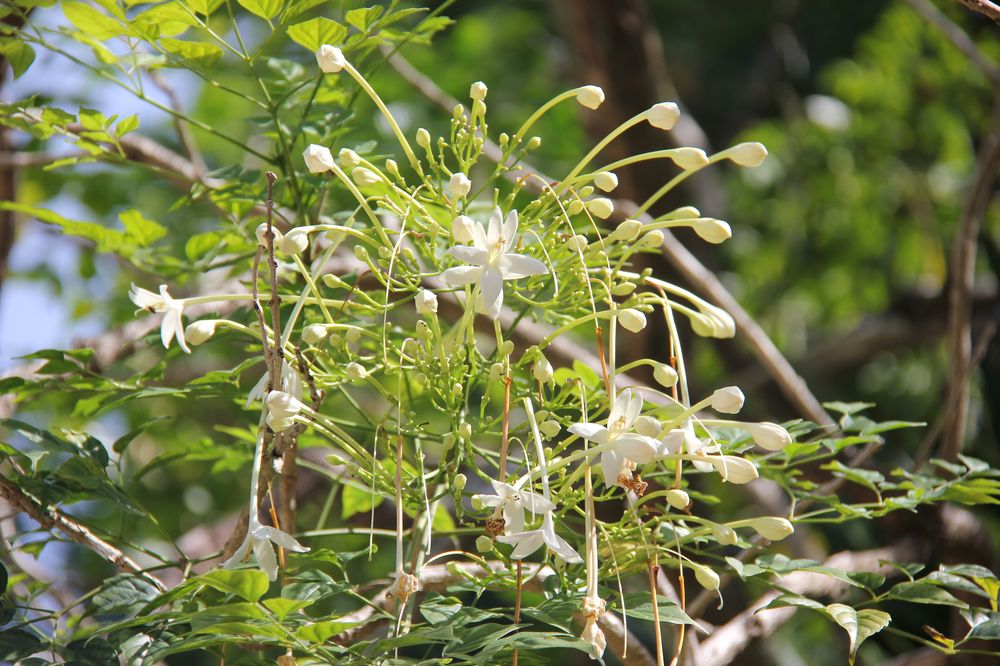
[129,284,190,353]
[497,512,582,563]
[441,207,547,320]
[473,480,555,536]
[568,388,660,493]
[222,517,308,582]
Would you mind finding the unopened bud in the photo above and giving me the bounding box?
[653,363,679,388]
[726,142,768,167]
[533,356,554,383]
[666,488,690,510]
[345,362,368,381]
[747,516,794,541]
[185,320,218,346]
[416,128,431,148]
[587,197,614,220]
[338,148,361,168]
[316,44,346,73]
[594,171,618,192]
[648,102,680,130]
[618,308,647,333]
[711,386,744,414]
[470,81,488,101]
[694,219,732,244]
[447,172,472,199]
[575,85,605,110]
[475,535,494,553]
[540,420,561,438]
[352,167,381,187]
[302,324,328,345]
[453,473,467,491]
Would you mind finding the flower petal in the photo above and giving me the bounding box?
[615,435,659,463]
[470,219,489,250]
[502,530,545,560]
[568,423,610,444]
[601,450,622,488]
[608,390,629,426]
[518,489,555,514]
[503,503,526,534]
[447,245,489,266]
[252,535,279,581]
[501,209,519,252]
[476,266,504,319]
[160,311,177,350]
[541,516,582,564]
[171,311,191,354]
[476,494,505,508]
[623,389,642,429]
[259,525,309,553]
[442,265,482,287]
[221,537,251,569]
[490,480,517,498]
[498,253,547,279]
[486,206,503,248]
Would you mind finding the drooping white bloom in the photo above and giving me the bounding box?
[575,85,605,110]
[447,172,472,199]
[316,44,345,73]
[129,284,190,354]
[415,289,438,315]
[727,142,768,167]
[474,480,554,535]
[303,144,334,173]
[693,219,733,244]
[184,320,218,346]
[470,81,488,101]
[569,388,659,490]
[223,518,308,581]
[441,207,548,320]
[266,390,307,433]
[618,308,647,333]
[711,386,745,414]
[648,102,680,130]
[497,512,582,563]
[747,516,794,541]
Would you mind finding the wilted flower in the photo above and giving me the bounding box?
[415,289,438,315]
[266,390,306,432]
[447,172,472,199]
[648,102,680,130]
[316,44,345,73]
[303,144,334,173]
[441,207,548,320]
[575,85,605,109]
[580,596,607,659]
[711,386,745,414]
[129,284,190,353]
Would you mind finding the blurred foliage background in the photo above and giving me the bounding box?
[3,0,1000,664]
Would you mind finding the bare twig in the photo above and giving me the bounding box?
[941,95,1000,461]
[953,0,1000,23]
[384,49,835,428]
[148,70,208,175]
[908,0,1000,85]
[0,476,165,591]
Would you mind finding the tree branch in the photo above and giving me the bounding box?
[908,0,1000,85]
[953,0,1000,23]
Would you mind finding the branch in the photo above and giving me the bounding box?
[384,50,835,428]
[953,0,1000,23]
[941,94,1000,461]
[0,475,165,591]
[908,0,1000,85]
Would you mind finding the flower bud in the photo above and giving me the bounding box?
[415,289,438,315]
[500,340,514,356]
[255,222,283,248]
[746,422,792,451]
[533,355,554,383]
[540,420,561,438]
[526,136,542,150]
[648,102,680,130]
[692,563,720,590]
[352,167,381,187]
[266,390,306,432]
[671,147,709,170]
[612,282,636,296]
[712,523,738,545]
[453,473,467,491]
[470,81,488,101]
[587,197,614,220]
[594,171,618,192]
[316,44,345,73]
[708,455,758,484]
[451,215,477,243]
[727,142,768,167]
[666,488,690,510]
[618,308,647,333]
[385,159,399,177]
[634,415,661,438]
[459,422,472,441]
[303,144,334,173]
[568,234,588,252]
[302,324,328,345]
[447,172,472,199]
[475,535,494,553]
[338,148,361,168]
[567,200,584,216]
[442,433,456,450]
[575,85,605,110]
[353,244,369,262]
[498,132,509,147]
[711,386,745,414]
[747,517,794,541]
[345,362,368,381]
[694,218,732,244]
[489,362,504,383]
[184,320,218,346]
[279,228,309,255]
[653,363,679,388]
[611,219,642,241]
[416,127,431,148]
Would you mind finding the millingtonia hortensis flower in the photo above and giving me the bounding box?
[129,284,190,353]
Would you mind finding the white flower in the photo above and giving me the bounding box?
[470,81,488,101]
[648,102,680,130]
[247,359,303,407]
[634,415,662,438]
[223,519,308,581]
[266,390,307,433]
[618,308,647,333]
[747,516,794,541]
[746,422,792,451]
[415,289,438,315]
[569,388,659,490]
[693,218,732,244]
[451,215,477,243]
[666,488,690,510]
[447,172,472,199]
[711,386,745,414]
[345,362,368,381]
[279,228,309,255]
[184,320,218,346]
[352,167,380,187]
[707,455,758,484]
[474,480,554,535]
[129,284,190,353]
[575,85,605,109]
[587,197,614,219]
[533,355,554,383]
[653,363,679,388]
[670,147,709,170]
[726,142,768,167]
[497,513,581,563]
[303,144,334,173]
[316,44,345,73]
[441,207,548,320]
[338,148,361,167]
[594,171,618,192]
[302,324,328,345]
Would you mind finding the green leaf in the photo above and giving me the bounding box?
[116,114,140,136]
[185,230,225,261]
[341,482,383,519]
[237,0,282,20]
[617,593,699,625]
[198,569,269,602]
[0,40,35,78]
[120,209,166,246]
[345,6,383,31]
[759,593,825,611]
[159,38,223,65]
[62,0,122,39]
[0,630,42,661]
[295,619,357,642]
[965,614,1000,641]
[91,574,161,616]
[825,603,891,665]
[0,202,132,255]
[287,17,348,51]
[188,0,224,14]
[263,597,312,620]
[886,581,969,608]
